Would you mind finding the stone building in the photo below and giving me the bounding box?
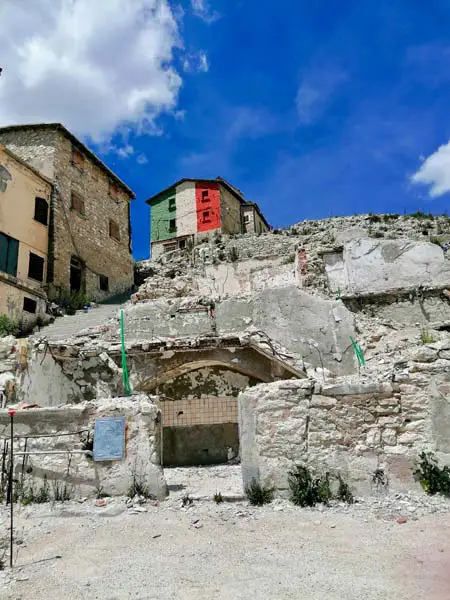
[0,144,52,321]
[242,201,270,234]
[0,124,135,302]
[146,177,270,258]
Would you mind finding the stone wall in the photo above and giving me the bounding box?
[239,340,450,496]
[0,394,166,499]
[0,126,134,301]
[51,132,133,300]
[324,239,450,296]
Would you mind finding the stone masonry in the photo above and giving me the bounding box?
[0,394,166,499]
[0,124,135,301]
[239,335,450,496]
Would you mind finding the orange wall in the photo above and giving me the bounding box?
[196,182,220,232]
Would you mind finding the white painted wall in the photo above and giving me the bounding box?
[176,181,197,237]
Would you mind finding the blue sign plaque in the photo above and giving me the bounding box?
[93,416,126,461]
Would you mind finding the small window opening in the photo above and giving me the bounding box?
[28,252,45,282]
[109,219,120,241]
[71,192,85,216]
[23,297,37,313]
[71,146,85,171]
[179,239,186,249]
[34,197,49,226]
[99,275,109,291]
[169,218,176,232]
[169,197,176,210]
[201,190,209,203]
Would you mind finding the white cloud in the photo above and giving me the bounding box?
[411,141,450,197]
[0,0,183,140]
[183,51,209,73]
[115,144,135,159]
[137,153,149,165]
[296,68,347,125]
[191,0,220,23]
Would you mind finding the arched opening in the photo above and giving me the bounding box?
[139,362,264,467]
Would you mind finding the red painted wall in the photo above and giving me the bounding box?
[196,182,221,232]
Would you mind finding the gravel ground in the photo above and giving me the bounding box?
[1,487,450,600]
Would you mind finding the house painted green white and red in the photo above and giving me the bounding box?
[146,177,270,258]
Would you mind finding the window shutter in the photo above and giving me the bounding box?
[7,237,18,276]
[0,233,8,273]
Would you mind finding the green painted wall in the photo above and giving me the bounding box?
[150,187,177,242]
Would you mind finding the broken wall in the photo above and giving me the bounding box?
[324,239,450,296]
[0,394,166,499]
[239,340,450,496]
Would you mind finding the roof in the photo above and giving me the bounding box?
[0,144,53,187]
[242,201,271,230]
[145,177,245,205]
[0,123,135,198]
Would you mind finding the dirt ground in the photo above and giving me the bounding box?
[1,466,450,600]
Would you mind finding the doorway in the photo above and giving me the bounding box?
[70,256,85,294]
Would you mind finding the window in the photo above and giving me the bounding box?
[71,146,85,172]
[23,297,37,313]
[71,191,85,216]
[34,197,49,226]
[169,197,176,211]
[163,242,177,253]
[28,252,45,282]
[179,239,186,250]
[202,210,211,222]
[99,275,109,291]
[0,232,19,277]
[169,218,176,232]
[244,214,250,223]
[109,181,119,200]
[201,190,209,203]
[109,219,120,241]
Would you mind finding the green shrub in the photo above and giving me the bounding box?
[245,480,275,506]
[288,465,353,507]
[420,326,434,344]
[336,474,354,504]
[228,246,239,262]
[35,476,51,504]
[430,236,442,246]
[0,314,19,337]
[57,289,91,315]
[368,214,381,223]
[127,474,151,499]
[288,465,332,507]
[414,452,450,496]
[214,492,224,504]
[410,211,434,220]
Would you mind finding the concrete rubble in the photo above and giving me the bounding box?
[0,212,449,498]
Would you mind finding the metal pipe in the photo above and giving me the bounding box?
[9,410,14,568]
[0,430,89,441]
[13,450,92,457]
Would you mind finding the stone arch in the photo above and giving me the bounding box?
[136,359,268,393]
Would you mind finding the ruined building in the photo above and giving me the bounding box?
[1,212,450,499]
[0,123,135,303]
[0,145,53,321]
[146,177,270,258]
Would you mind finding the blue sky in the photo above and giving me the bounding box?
[2,0,450,259]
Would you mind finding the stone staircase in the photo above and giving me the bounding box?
[36,295,130,342]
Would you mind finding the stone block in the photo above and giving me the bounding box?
[310,395,337,408]
[411,346,438,363]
